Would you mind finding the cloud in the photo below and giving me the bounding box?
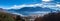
[10,3,56,9]
[42,0,53,2]
[6,0,60,10]
[30,11,50,14]
[56,4,60,7]
[0,0,60,11]
[27,11,51,16]
[12,13,24,16]
[10,4,43,9]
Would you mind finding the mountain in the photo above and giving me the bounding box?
[7,7,56,15]
[17,7,56,12]
[0,8,7,12]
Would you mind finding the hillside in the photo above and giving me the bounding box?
[7,7,56,15]
[0,12,15,21]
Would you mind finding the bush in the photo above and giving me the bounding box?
[34,12,60,21]
[0,12,15,21]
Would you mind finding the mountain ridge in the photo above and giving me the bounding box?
[7,7,56,15]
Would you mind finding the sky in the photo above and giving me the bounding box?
[0,0,60,16]
[0,0,60,10]
[0,0,41,5]
[0,0,41,8]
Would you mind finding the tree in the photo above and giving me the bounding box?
[34,12,60,21]
[15,15,25,21]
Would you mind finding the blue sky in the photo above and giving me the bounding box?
[0,0,59,6]
[0,0,60,10]
[0,0,60,16]
[0,0,41,6]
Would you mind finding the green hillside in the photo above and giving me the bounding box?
[0,12,15,21]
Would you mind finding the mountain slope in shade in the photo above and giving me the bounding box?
[7,7,56,15]
[0,8,7,12]
[18,7,56,12]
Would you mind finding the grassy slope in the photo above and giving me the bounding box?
[0,12,15,21]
